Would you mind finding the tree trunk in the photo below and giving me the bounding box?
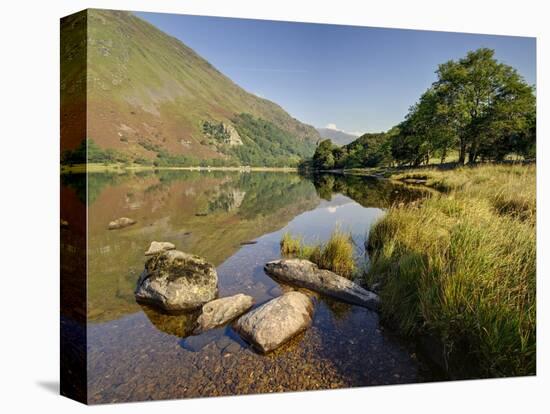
[458,141,466,164]
[468,143,477,164]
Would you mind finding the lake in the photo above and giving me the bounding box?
[61,170,436,403]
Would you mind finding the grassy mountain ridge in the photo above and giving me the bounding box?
[61,9,320,165]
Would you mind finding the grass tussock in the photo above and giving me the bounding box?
[280,232,302,256]
[280,228,356,278]
[367,163,536,378]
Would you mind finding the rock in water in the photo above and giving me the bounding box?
[145,241,175,256]
[264,259,380,311]
[233,292,313,353]
[135,250,218,312]
[108,217,136,230]
[195,294,254,334]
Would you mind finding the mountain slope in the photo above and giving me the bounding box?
[61,9,320,165]
[316,128,358,146]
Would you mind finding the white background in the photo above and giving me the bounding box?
[0,0,547,412]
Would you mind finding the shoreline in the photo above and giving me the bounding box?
[61,163,299,174]
[61,160,534,176]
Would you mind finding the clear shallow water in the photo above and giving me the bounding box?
[61,171,433,403]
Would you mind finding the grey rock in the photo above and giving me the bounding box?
[145,241,175,256]
[233,291,313,353]
[108,217,136,230]
[195,293,254,334]
[264,259,380,311]
[135,250,218,312]
[224,123,243,146]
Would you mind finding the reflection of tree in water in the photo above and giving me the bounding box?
[312,173,430,208]
[314,175,336,201]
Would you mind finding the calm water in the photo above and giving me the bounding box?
[61,171,433,403]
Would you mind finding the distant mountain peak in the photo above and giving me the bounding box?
[316,127,360,146]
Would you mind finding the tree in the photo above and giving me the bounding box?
[312,139,337,169]
[391,48,535,165]
[307,48,535,170]
[433,48,535,163]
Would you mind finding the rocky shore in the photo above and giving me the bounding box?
[134,242,380,353]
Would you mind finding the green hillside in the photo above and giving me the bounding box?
[61,9,319,166]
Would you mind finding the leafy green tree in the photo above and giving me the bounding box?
[390,48,535,165]
[312,139,337,169]
[433,48,535,163]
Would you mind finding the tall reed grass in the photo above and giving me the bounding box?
[367,164,536,377]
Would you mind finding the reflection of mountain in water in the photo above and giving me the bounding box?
[207,185,246,213]
[85,171,321,323]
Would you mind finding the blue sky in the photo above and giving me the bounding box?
[136,11,536,135]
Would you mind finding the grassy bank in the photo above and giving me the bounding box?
[366,163,536,378]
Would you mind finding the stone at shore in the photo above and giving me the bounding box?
[145,241,176,256]
[135,250,218,312]
[194,293,254,334]
[264,259,380,311]
[108,217,136,230]
[233,291,313,353]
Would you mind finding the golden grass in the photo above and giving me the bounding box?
[367,163,536,377]
[280,228,356,278]
[280,232,302,256]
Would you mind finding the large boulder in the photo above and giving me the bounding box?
[108,217,136,230]
[233,291,313,353]
[194,293,254,334]
[264,259,380,311]
[135,250,218,312]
